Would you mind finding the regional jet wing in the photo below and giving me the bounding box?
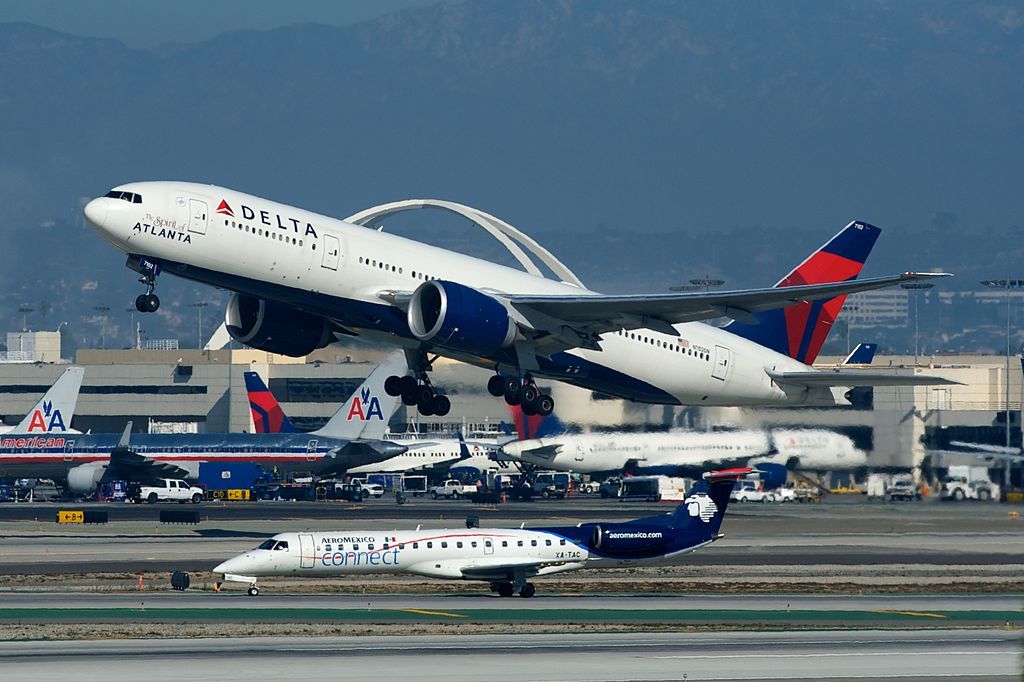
[459,557,556,581]
[509,273,950,338]
[766,369,960,387]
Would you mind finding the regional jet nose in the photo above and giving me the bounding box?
[213,556,243,574]
[83,197,108,229]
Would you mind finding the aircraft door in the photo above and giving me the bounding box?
[321,234,340,270]
[187,199,208,234]
[484,539,494,556]
[712,345,731,381]
[574,443,585,463]
[298,533,315,569]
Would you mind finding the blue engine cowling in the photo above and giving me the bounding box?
[407,280,517,355]
[753,462,788,489]
[225,293,332,357]
[590,523,671,556]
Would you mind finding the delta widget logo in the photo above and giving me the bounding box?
[346,388,384,421]
[216,200,234,217]
[27,400,67,433]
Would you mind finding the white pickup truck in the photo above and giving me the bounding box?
[430,479,476,499]
[132,478,204,504]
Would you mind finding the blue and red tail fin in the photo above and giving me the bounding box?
[508,404,566,440]
[724,220,880,365]
[244,371,298,434]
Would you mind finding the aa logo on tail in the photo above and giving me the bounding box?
[27,400,67,433]
[346,387,384,421]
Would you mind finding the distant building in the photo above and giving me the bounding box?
[2,331,61,363]
[845,290,908,328]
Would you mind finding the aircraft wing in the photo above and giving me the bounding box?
[100,447,191,483]
[459,557,563,581]
[929,448,1024,463]
[766,369,959,387]
[509,272,950,337]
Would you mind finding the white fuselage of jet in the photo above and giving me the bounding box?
[84,182,851,407]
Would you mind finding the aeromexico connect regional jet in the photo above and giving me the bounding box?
[84,182,954,417]
[214,467,749,597]
[0,354,410,493]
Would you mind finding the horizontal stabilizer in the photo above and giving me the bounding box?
[767,369,959,387]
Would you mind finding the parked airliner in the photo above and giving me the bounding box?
[500,427,866,485]
[0,354,409,493]
[84,183,952,417]
[214,468,748,597]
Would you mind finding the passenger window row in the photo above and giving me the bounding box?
[617,330,709,361]
[317,536,569,552]
[225,219,304,247]
[357,255,437,282]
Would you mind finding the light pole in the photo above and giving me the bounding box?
[189,302,210,349]
[980,278,1024,488]
[17,305,34,331]
[901,282,934,365]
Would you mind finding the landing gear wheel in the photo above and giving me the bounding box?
[399,375,419,395]
[431,394,451,416]
[401,390,419,407]
[503,390,521,406]
[503,376,521,396]
[521,384,540,404]
[418,398,435,417]
[417,385,435,405]
[487,375,505,397]
[519,583,536,598]
[136,293,160,313]
[535,394,554,416]
[521,399,537,416]
[384,375,404,397]
[497,583,515,598]
[247,585,259,596]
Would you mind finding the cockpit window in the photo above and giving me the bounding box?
[257,539,276,550]
[104,190,142,204]
[273,541,289,551]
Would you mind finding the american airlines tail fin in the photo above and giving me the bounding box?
[508,404,566,440]
[724,221,880,364]
[312,352,409,441]
[843,343,878,365]
[11,366,85,434]
[244,372,298,434]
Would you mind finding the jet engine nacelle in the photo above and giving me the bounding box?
[590,524,671,556]
[66,462,107,494]
[225,293,332,357]
[407,280,518,356]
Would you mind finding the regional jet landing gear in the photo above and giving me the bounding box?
[247,583,259,596]
[488,374,554,416]
[134,271,160,313]
[490,580,535,598]
[384,356,451,417]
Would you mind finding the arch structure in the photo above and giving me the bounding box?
[344,199,585,289]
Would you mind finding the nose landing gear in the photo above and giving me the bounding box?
[134,272,160,313]
[489,374,554,416]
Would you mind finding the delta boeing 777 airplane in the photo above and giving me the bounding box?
[84,183,952,417]
[214,468,749,597]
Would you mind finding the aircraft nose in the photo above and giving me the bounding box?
[213,555,246,574]
[83,197,108,229]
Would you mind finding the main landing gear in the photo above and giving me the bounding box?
[488,375,554,416]
[134,271,160,313]
[384,373,451,417]
[491,581,535,598]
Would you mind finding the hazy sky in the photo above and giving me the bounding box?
[0,0,438,46]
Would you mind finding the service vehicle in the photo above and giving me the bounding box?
[887,474,921,502]
[729,479,772,503]
[941,466,998,501]
[349,478,385,499]
[430,479,476,499]
[131,478,204,504]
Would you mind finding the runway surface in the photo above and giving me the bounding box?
[0,630,1018,680]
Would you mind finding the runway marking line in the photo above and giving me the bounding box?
[397,609,466,618]
[867,610,947,619]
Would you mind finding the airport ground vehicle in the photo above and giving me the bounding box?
[941,466,998,501]
[620,476,689,502]
[729,479,772,503]
[430,479,476,499]
[215,468,749,598]
[532,471,569,499]
[400,475,428,497]
[887,474,921,502]
[599,477,623,498]
[349,478,385,499]
[329,482,364,502]
[131,478,204,504]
